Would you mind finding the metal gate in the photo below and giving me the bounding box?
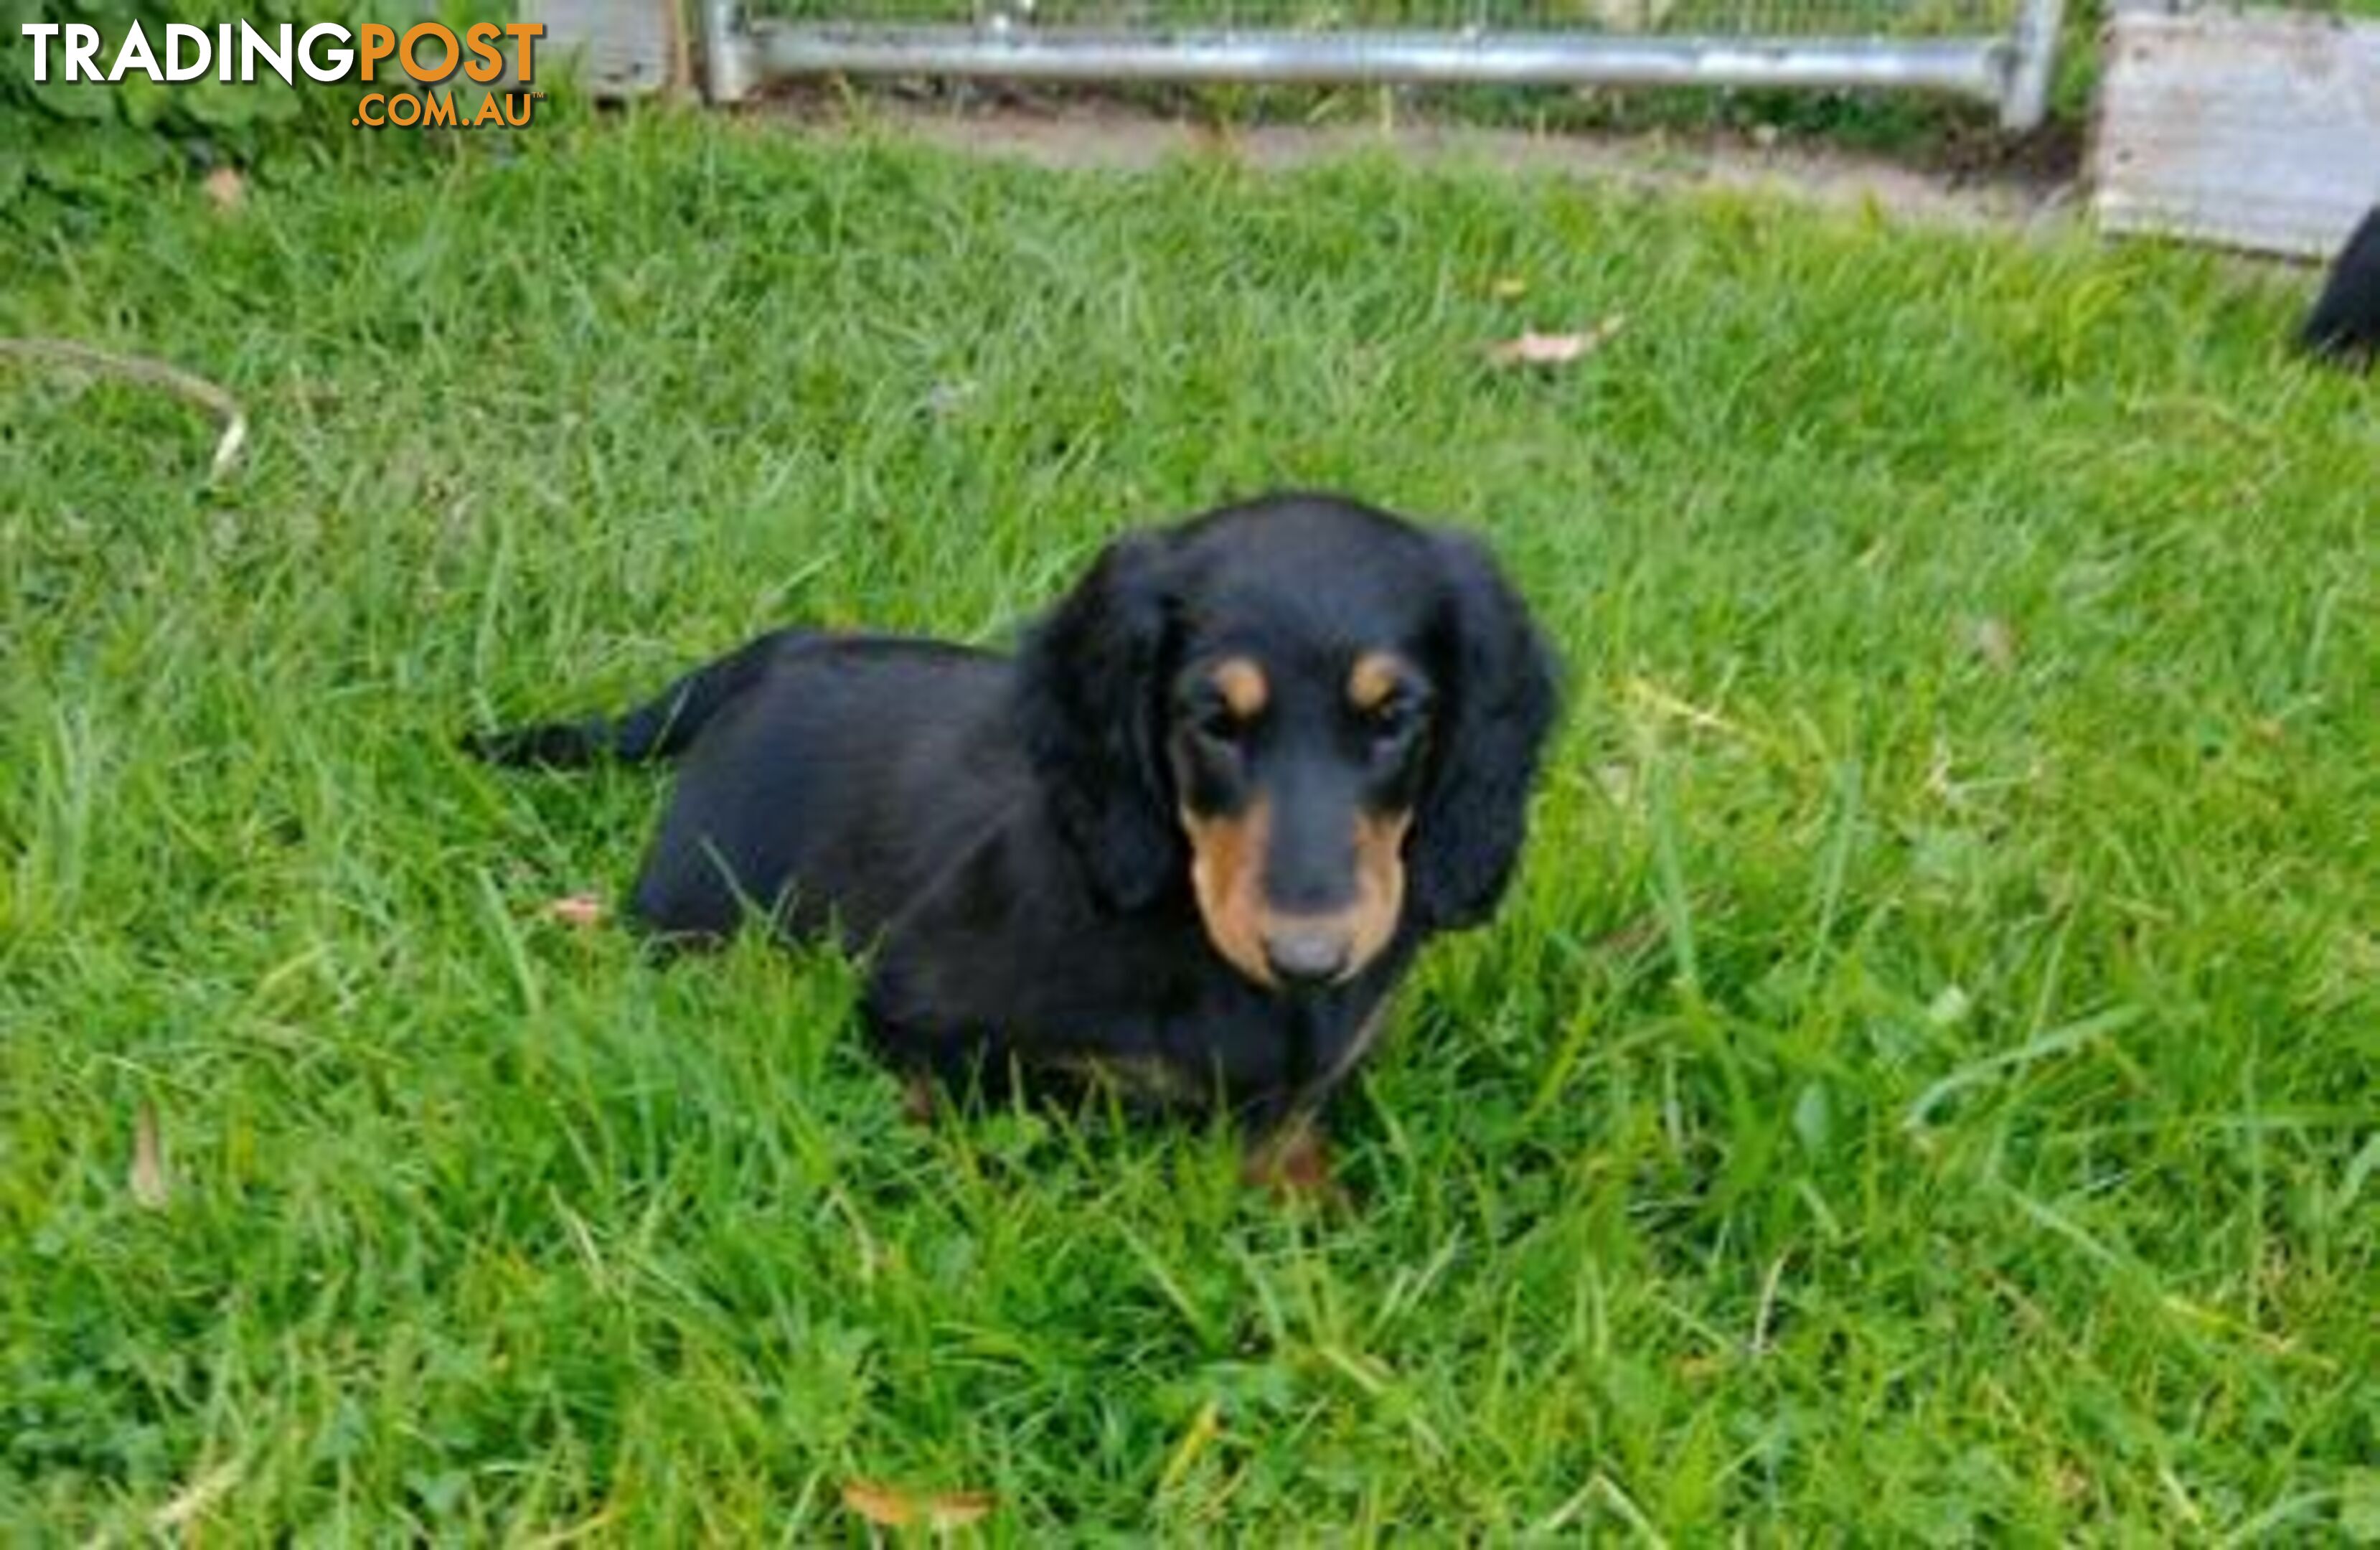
[694,0,2068,129]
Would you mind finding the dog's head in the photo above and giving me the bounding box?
[1020,492,1559,990]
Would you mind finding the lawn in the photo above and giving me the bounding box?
[3,113,2374,1541]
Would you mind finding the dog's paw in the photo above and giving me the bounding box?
[1240,1119,1349,1208]
[899,1071,940,1127]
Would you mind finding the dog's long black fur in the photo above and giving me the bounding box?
[2302,205,2380,367]
[466,492,1558,1158]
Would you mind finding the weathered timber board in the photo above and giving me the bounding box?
[2094,6,2380,259]
[527,0,685,98]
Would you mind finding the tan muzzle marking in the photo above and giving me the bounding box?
[1181,798,1410,990]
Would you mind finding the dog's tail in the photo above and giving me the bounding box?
[461,630,793,769]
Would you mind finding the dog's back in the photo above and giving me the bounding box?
[471,631,1022,944]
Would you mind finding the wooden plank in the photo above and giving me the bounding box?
[527,0,686,99]
[2092,6,2380,259]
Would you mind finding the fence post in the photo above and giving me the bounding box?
[2000,0,2066,130]
[701,0,751,102]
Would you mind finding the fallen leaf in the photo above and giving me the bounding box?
[547,893,607,928]
[1925,985,1973,1029]
[922,379,977,417]
[131,1102,170,1209]
[841,1480,994,1531]
[1969,616,2017,671]
[1489,275,1529,300]
[204,166,246,211]
[1487,316,1626,367]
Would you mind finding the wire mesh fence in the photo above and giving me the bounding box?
[745,0,2024,37]
[699,0,2062,126]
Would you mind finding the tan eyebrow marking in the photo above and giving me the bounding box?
[1210,657,1269,720]
[1347,652,1406,713]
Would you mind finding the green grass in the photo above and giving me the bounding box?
[4,111,2375,1541]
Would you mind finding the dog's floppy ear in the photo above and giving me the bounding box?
[1408,530,1561,930]
[1017,531,1182,911]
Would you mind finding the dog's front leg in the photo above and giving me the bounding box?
[857,974,1003,1127]
[1238,1111,1339,1201]
[1237,995,1395,1201]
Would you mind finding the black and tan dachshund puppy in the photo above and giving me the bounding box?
[466,492,1558,1186]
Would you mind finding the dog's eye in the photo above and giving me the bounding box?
[1190,702,1249,748]
[1365,695,1427,748]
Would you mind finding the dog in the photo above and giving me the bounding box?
[465,491,1559,1188]
[2302,205,2380,367]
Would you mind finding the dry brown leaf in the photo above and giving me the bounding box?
[1486,316,1626,367]
[547,893,607,928]
[204,166,246,211]
[841,1480,994,1531]
[131,1101,170,1209]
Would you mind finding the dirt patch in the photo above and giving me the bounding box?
[749,90,2083,233]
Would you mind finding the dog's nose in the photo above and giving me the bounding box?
[1263,926,1351,986]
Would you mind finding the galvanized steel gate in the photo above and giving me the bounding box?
[690,0,2069,128]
